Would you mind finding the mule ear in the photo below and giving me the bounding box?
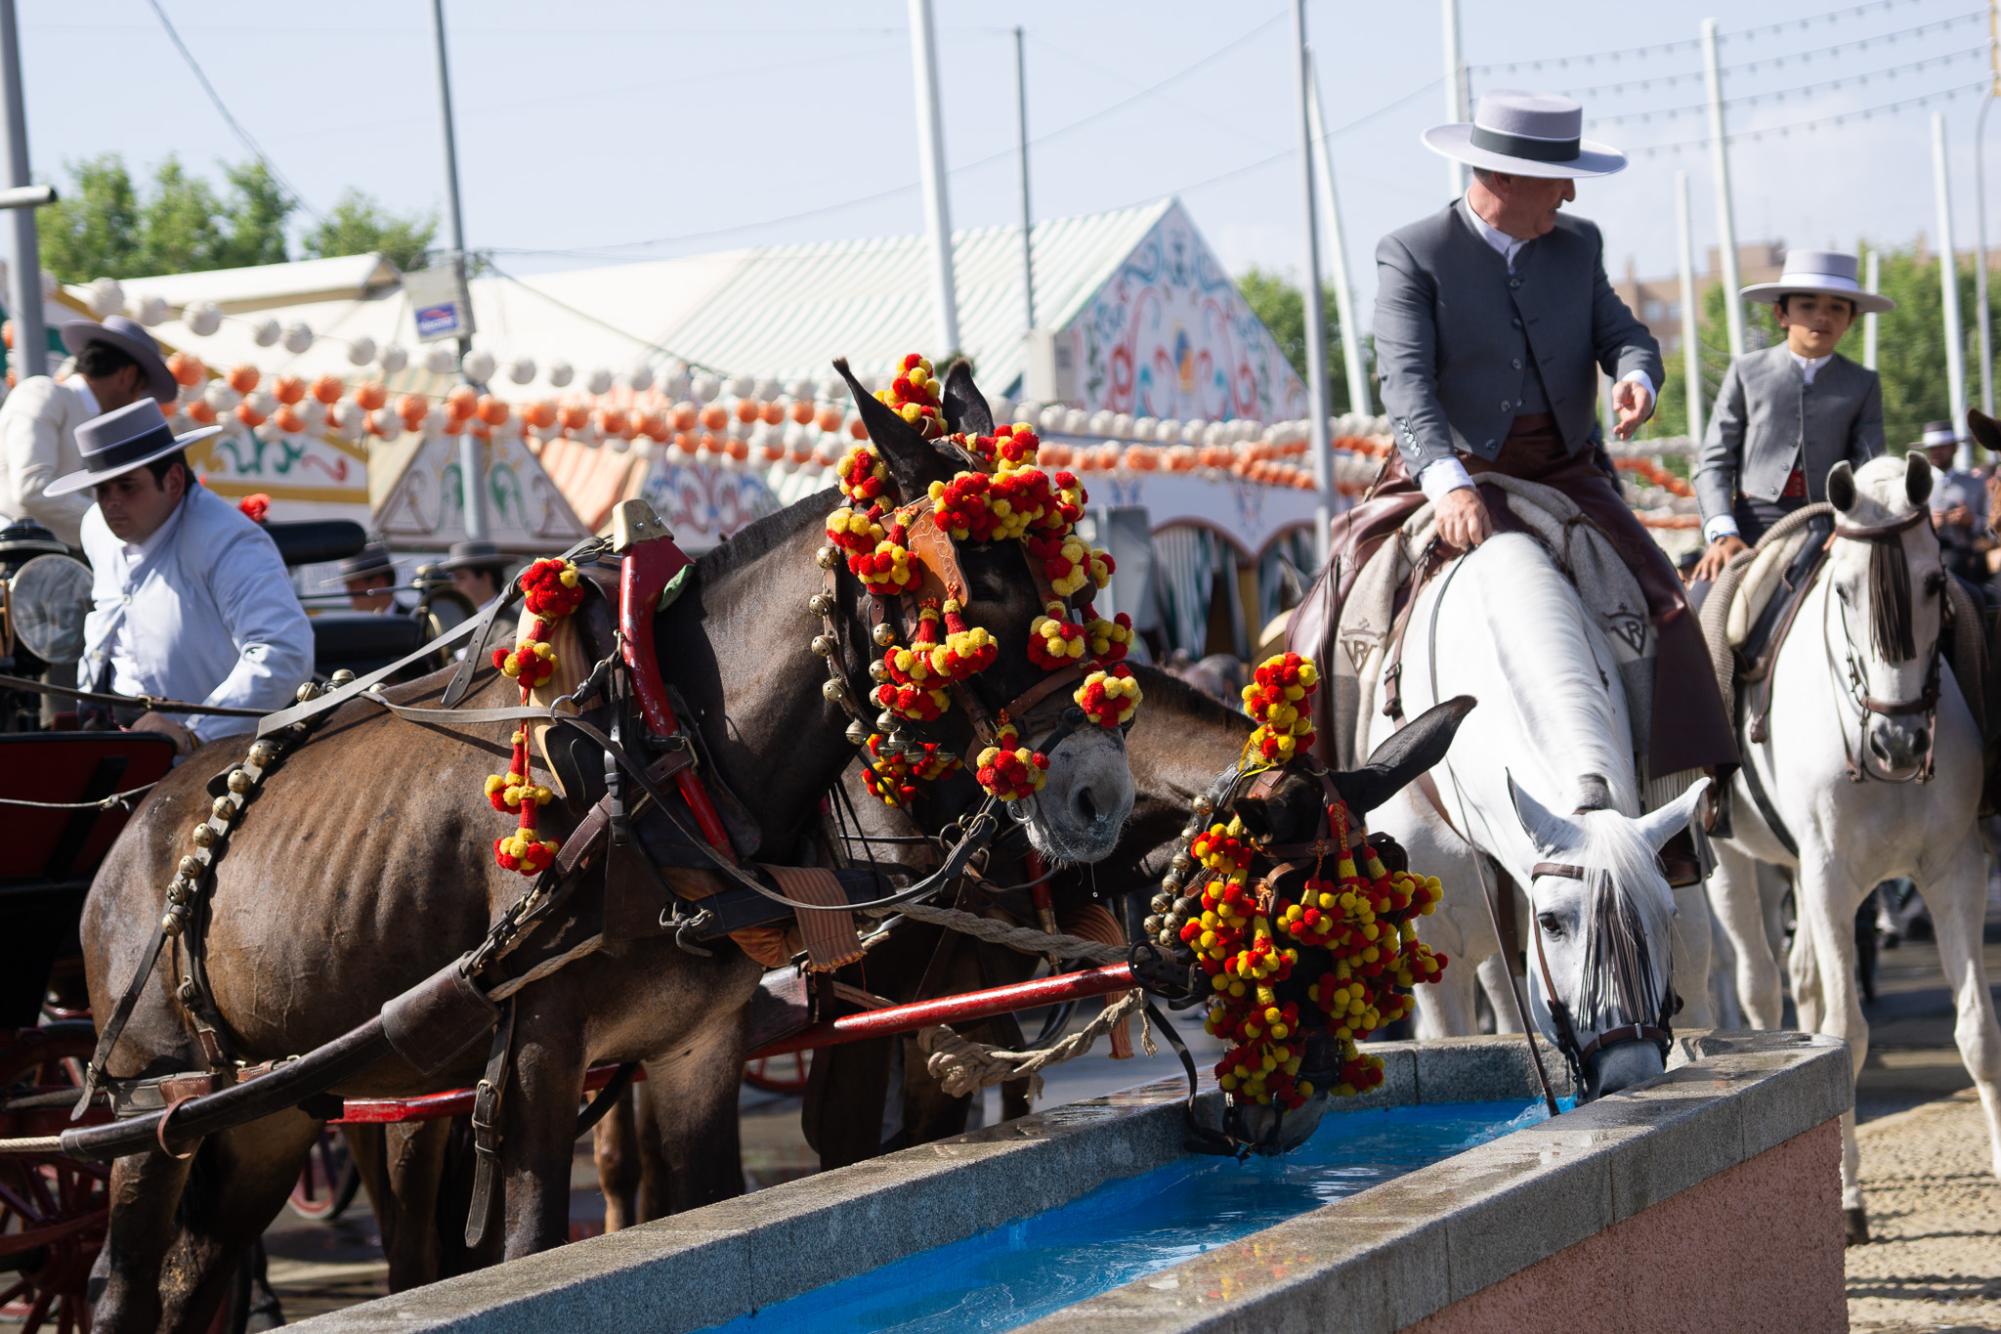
[1507,770,1576,856]
[1826,460,1857,513]
[1633,777,1710,855]
[833,357,956,500]
[940,359,994,437]
[1905,450,1934,509]
[1969,408,2001,460]
[1234,770,1321,845]
[1334,695,1475,816]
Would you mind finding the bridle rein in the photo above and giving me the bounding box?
[1822,505,1945,784]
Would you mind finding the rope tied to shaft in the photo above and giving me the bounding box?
[915,989,1155,1099]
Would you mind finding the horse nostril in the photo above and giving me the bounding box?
[1076,786,1100,823]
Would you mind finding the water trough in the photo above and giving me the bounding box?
[300,1030,1851,1333]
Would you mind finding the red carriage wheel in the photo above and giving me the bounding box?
[742,1051,810,1095]
[286,1129,361,1222]
[0,1026,111,1334]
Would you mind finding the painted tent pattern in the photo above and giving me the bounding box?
[376,431,587,549]
[1062,203,1308,421]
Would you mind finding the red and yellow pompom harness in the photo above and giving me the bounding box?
[483,558,586,876]
[833,353,1141,807]
[1184,654,1448,1109]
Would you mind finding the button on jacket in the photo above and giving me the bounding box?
[1374,202,1663,480]
[79,483,313,741]
[1692,343,1883,531]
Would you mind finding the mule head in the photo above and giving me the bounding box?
[1825,454,1948,781]
[836,358,1133,862]
[1507,773,1708,1101]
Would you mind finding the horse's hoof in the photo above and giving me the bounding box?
[1844,1205,1871,1245]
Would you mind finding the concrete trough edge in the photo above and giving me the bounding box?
[1020,1029,1852,1333]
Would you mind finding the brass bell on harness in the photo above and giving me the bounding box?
[166,877,192,906]
[809,634,836,658]
[872,622,898,647]
[1143,914,1163,935]
[247,740,278,769]
[844,719,870,746]
[329,669,356,688]
[820,678,849,704]
[867,660,890,683]
[1170,852,1194,875]
[1191,795,1214,816]
[807,592,836,618]
[211,796,235,821]
[178,854,204,880]
[1151,891,1173,912]
[875,709,898,733]
[160,912,183,938]
[226,769,252,794]
[295,681,321,704]
[190,823,218,849]
[815,545,840,570]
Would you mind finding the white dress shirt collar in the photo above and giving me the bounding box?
[1461,196,1530,271]
[119,490,193,566]
[1789,350,1832,386]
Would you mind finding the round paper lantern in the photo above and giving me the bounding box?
[558,402,589,432]
[423,404,448,434]
[525,400,557,432]
[354,381,388,411]
[86,277,125,318]
[278,322,311,355]
[184,399,217,426]
[476,394,510,427]
[634,410,667,441]
[297,399,327,431]
[310,373,344,405]
[272,375,305,405]
[182,301,223,336]
[368,408,401,438]
[759,400,784,426]
[245,389,277,418]
[203,382,241,413]
[606,433,631,455]
[586,367,614,396]
[670,403,697,432]
[226,364,260,395]
[626,364,654,393]
[461,348,497,384]
[437,411,464,437]
[132,294,171,327]
[440,384,474,420]
[423,343,458,375]
[789,399,814,425]
[507,357,537,386]
[251,318,282,348]
[167,351,206,388]
[546,360,575,389]
[1037,405,1064,431]
[272,404,304,434]
[699,403,728,433]
[378,343,409,375]
[689,373,720,404]
[847,415,868,441]
[661,365,691,400]
[732,397,758,425]
[345,336,378,367]
[397,393,429,429]
[234,400,267,429]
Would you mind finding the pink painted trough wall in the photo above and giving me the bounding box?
[1410,1120,1845,1334]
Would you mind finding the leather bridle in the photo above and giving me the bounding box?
[1526,857,1677,1092]
[1823,506,1945,784]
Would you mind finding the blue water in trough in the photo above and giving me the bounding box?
[706,1096,1562,1333]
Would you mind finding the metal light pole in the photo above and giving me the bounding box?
[1863,249,1882,371]
[1014,26,1036,338]
[1934,112,1971,466]
[0,0,46,381]
[429,0,487,541]
[1306,50,1372,416]
[1292,0,1336,564]
[1675,171,1705,444]
[1702,17,1745,358]
[1442,0,1467,198]
[907,0,961,356]
[1976,92,1995,416]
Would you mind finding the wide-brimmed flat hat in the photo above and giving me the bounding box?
[433,538,508,573]
[1911,420,1962,453]
[44,398,220,498]
[1740,250,1894,315]
[58,315,177,405]
[325,541,398,586]
[1422,91,1626,179]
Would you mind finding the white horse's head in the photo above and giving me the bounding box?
[1507,773,1709,1100]
[1825,454,1948,781]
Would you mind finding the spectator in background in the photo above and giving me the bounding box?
[1920,422,1991,586]
[434,538,511,606]
[332,541,402,613]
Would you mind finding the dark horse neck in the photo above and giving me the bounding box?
[651,491,871,862]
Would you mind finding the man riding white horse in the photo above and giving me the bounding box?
[1290,90,1736,886]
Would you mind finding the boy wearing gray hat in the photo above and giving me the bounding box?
[1691,250,1892,582]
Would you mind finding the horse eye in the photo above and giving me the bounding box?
[1536,912,1562,939]
[1834,584,1851,603]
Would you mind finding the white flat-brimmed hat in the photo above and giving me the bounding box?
[1912,420,1962,452]
[44,398,220,497]
[1740,250,1894,315]
[58,315,177,405]
[1422,91,1627,179]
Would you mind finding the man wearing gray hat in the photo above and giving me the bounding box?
[51,397,311,753]
[1692,250,1891,581]
[0,315,179,549]
[1289,90,1735,878]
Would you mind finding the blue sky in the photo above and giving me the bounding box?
[16,0,1994,330]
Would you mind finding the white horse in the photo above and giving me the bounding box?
[1706,453,2001,1241]
[1364,529,1710,1097]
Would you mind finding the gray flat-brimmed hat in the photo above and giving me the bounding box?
[326,541,398,586]
[1740,250,1894,315]
[434,538,509,574]
[1422,91,1626,179]
[44,397,220,497]
[58,315,177,406]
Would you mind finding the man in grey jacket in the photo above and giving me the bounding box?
[1691,251,1890,582]
[1289,91,1734,876]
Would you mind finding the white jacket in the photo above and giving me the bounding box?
[0,377,98,547]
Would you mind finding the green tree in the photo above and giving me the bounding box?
[301,190,436,272]
[39,154,143,282]
[1238,266,1363,416]
[209,161,293,270]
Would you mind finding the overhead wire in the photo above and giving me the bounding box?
[1626,76,1989,156]
[1589,42,1988,126]
[1468,0,1946,75]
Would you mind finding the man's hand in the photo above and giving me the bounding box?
[1692,535,1749,583]
[1612,378,1654,441]
[1985,473,2001,536]
[128,713,196,756]
[1943,502,1974,532]
[1436,486,1493,552]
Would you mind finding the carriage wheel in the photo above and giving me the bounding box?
[742,1051,811,1095]
[0,1027,110,1334]
[286,1129,361,1222]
